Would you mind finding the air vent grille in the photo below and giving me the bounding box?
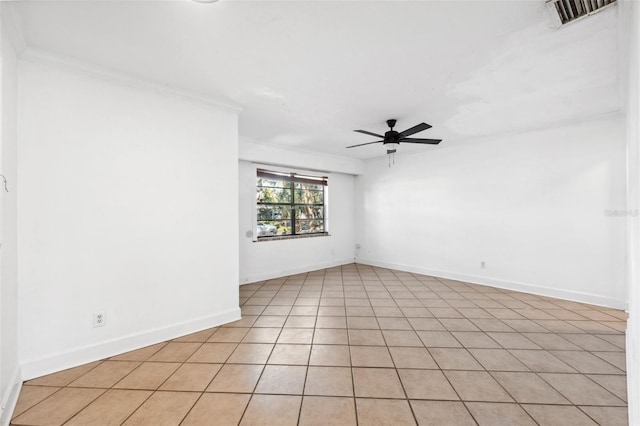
[547,0,617,25]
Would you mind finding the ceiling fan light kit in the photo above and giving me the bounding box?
[347,119,442,167]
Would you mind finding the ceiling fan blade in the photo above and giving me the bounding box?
[400,138,442,145]
[346,140,384,148]
[354,129,385,138]
[398,123,432,138]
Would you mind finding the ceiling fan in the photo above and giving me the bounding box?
[347,119,442,155]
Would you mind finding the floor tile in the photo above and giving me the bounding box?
[538,373,626,405]
[284,316,317,328]
[560,333,621,351]
[439,318,480,332]
[181,393,250,426]
[522,404,597,426]
[226,343,273,364]
[223,316,258,328]
[465,402,537,426]
[491,371,569,404]
[65,389,151,426]
[299,396,357,426]
[277,328,314,344]
[587,374,627,401]
[470,319,514,332]
[348,329,386,346]
[315,316,347,329]
[509,349,576,373]
[242,327,281,343]
[451,331,500,348]
[12,387,105,425]
[206,364,264,393]
[268,344,311,365]
[501,319,549,333]
[388,347,438,369]
[408,318,446,331]
[208,327,250,343]
[148,342,201,362]
[290,306,319,316]
[550,350,624,374]
[11,386,60,418]
[25,361,102,387]
[255,365,307,395]
[122,391,200,426]
[309,345,351,366]
[69,361,141,388]
[468,348,529,371]
[312,328,348,345]
[346,306,375,316]
[110,343,166,361]
[113,362,180,390]
[187,342,237,363]
[240,394,301,426]
[355,398,416,426]
[173,327,217,342]
[445,370,513,402]
[304,366,353,396]
[11,265,629,426]
[416,331,461,347]
[398,369,458,400]
[346,316,379,329]
[410,400,476,425]
[253,315,287,328]
[487,332,540,349]
[382,330,423,347]
[521,333,581,350]
[350,346,394,367]
[592,351,626,371]
[352,368,405,398]
[578,406,628,426]
[159,363,221,391]
[429,348,483,370]
[261,305,291,316]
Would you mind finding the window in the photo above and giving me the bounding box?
[256,169,327,238]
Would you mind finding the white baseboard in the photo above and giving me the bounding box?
[0,366,22,426]
[356,258,627,310]
[240,258,354,285]
[21,308,241,381]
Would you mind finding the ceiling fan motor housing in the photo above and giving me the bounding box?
[383,131,400,144]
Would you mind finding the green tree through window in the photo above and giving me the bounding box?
[256,169,327,238]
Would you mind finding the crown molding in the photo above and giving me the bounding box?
[20,47,242,113]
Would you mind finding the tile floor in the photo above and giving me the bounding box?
[11,264,629,425]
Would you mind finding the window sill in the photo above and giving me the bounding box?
[256,232,330,242]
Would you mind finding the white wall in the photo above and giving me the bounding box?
[622,0,639,424]
[17,57,241,379]
[239,160,355,283]
[239,139,364,176]
[0,5,21,425]
[355,114,627,309]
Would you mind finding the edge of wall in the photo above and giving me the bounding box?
[241,257,355,284]
[0,367,22,426]
[356,258,627,310]
[20,308,241,381]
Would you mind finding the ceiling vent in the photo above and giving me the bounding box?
[546,0,617,26]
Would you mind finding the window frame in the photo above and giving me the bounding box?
[256,168,328,240]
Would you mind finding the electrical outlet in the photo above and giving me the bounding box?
[480,261,486,269]
[93,311,106,328]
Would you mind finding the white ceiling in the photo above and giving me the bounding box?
[10,1,620,159]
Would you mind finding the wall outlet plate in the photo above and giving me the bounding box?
[93,311,106,328]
